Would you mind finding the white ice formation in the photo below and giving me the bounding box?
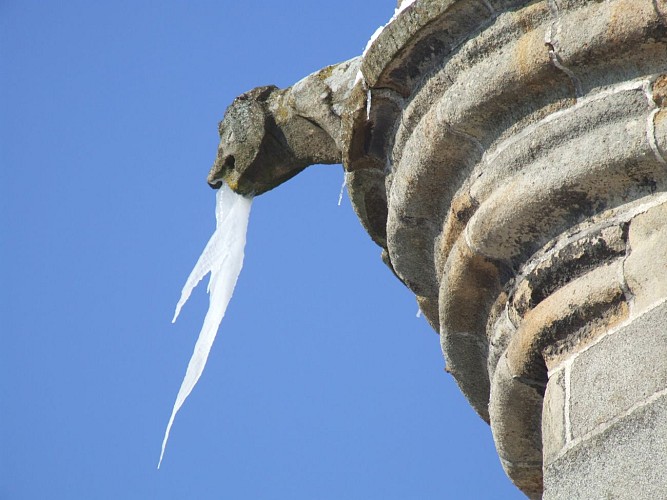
[338,171,349,206]
[158,183,253,469]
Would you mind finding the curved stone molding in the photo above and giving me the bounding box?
[354,2,667,494]
[212,0,667,497]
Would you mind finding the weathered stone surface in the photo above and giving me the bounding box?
[362,0,494,94]
[466,88,667,269]
[555,0,667,94]
[441,330,490,420]
[498,459,544,500]
[439,240,506,336]
[416,295,440,332]
[511,224,627,319]
[489,355,544,497]
[439,239,507,420]
[541,368,565,466]
[346,168,389,248]
[569,300,667,440]
[486,300,514,382]
[543,391,667,500]
[507,261,627,379]
[625,202,667,313]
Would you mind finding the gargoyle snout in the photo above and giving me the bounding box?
[207,154,236,189]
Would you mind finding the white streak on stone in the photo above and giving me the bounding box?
[159,184,253,469]
[338,171,349,206]
[548,50,583,97]
[545,0,583,98]
[366,89,372,118]
[647,109,667,166]
[563,361,573,444]
[642,79,658,108]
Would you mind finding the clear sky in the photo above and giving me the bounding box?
[2,2,524,498]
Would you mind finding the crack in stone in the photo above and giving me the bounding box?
[545,0,583,99]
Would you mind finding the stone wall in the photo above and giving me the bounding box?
[209,1,667,497]
[543,299,667,498]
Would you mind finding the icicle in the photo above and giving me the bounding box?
[366,89,372,119]
[416,308,422,318]
[337,172,348,206]
[159,183,253,469]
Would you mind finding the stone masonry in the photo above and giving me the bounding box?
[207,0,667,497]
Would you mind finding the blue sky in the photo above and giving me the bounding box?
[2,2,524,498]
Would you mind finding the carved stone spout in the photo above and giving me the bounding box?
[207,58,361,196]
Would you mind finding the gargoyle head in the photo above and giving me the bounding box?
[207,85,312,196]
